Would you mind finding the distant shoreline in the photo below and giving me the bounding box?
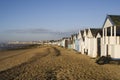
[0,44,40,51]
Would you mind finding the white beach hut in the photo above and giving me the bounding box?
[87,28,102,57]
[101,15,120,59]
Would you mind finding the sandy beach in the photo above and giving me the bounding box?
[0,45,120,80]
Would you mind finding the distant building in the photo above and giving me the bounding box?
[67,37,73,49]
[61,37,69,48]
[78,30,84,53]
[83,29,89,55]
[74,34,79,51]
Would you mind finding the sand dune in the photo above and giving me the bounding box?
[0,46,120,80]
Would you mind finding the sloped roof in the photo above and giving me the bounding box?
[90,28,102,37]
[81,30,84,36]
[109,15,120,26]
[85,29,89,35]
[80,30,84,39]
[62,37,69,40]
[76,33,79,38]
[72,34,77,38]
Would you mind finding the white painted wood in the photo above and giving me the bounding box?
[96,33,101,38]
[83,30,86,37]
[103,28,104,44]
[88,38,97,57]
[101,44,107,56]
[116,37,120,44]
[104,18,113,28]
[109,36,116,44]
[105,28,107,36]
[78,31,85,53]
[87,29,93,38]
[114,26,116,36]
[110,45,120,59]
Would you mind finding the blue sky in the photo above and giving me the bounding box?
[0,0,120,42]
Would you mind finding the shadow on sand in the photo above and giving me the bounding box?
[52,47,61,56]
[96,56,120,65]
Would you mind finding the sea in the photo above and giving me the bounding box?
[0,43,30,50]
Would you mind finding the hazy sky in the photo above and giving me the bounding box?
[0,0,120,42]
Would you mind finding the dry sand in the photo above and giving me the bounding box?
[0,45,120,80]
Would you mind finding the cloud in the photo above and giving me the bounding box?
[5,28,77,36]
[6,28,51,34]
[2,28,79,41]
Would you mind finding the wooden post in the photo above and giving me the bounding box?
[114,26,116,44]
[105,28,107,36]
[103,28,104,44]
